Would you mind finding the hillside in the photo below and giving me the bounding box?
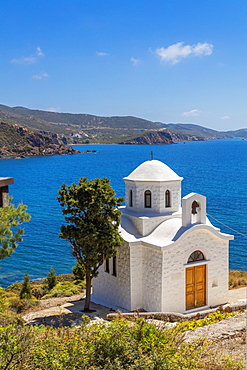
[0,104,208,144]
[0,104,159,143]
[0,121,80,158]
[1,104,247,144]
[158,122,247,139]
[119,129,205,144]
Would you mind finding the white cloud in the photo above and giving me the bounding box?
[221,115,230,120]
[32,72,49,80]
[130,57,140,66]
[47,107,61,112]
[10,47,45,64]
[96,52,109,56]
[36,46,45,57]
[156,42,213,64]
[10,56,37,65]
[181,109,201,117]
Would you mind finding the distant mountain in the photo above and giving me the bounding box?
[0,104,159,143]
[13,106,30,110]
[0,104,246,144]
[156,122,247,139]
[119,129,206,145]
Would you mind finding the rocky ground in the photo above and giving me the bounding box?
[184,313,246,367]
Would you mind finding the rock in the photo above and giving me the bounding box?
[183,313,246,342]
[0,121,81,158]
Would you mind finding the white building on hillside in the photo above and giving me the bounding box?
[92,159,233,313]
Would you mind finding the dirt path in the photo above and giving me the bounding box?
[22,293,113,326]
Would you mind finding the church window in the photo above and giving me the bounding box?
[144,190,151,208]
[129,189,133,207]
[188,250,205,263]
[112,256,117,277]
[105,259,110,273]
[165,190,171,207]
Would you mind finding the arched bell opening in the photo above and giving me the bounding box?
[191,200,201,224]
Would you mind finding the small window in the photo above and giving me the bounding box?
[105,259,110,273]
[188,250,205,263]
[112,256,117,277]
[144,190,151,208]
[165,190,171,208]
[129,189,133,207]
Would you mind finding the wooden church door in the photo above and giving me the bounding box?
[186,265,206,310]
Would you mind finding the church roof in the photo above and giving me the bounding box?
[120,215,233,249]
[123,160,183,182]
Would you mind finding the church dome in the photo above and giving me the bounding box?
[123,160,183,182]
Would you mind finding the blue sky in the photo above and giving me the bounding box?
[1,0,247,130]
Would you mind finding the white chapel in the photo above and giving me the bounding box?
[92,159,233,313]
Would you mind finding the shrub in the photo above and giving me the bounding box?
[31,285,45,299]
[0,324,34,369]
[41,281,83,299]
[0,310,25,326]
[5,282,22,294]
[8,297,39,313]
[56,273,74,282]
[0,318,243,369]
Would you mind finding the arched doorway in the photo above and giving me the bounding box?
[186,250,206,310]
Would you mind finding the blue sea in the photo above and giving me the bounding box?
[0,139,246,287]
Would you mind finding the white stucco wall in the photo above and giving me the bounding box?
[126,213,181,237]
[129,245,143,310]
[92,242,131,310]
[161,228,229,313]
[141,246,163,312]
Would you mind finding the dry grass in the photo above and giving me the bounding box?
[229,270,247,289]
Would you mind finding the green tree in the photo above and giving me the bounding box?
[0,202,30,261]
[72,261,85,282]
[57,177,124,311]
[20,273,32,299]
[46,267,57,290]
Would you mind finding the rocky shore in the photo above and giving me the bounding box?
[119,129,206,145]
[0,122,81,158]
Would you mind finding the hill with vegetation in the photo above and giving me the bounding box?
[1,104,247,144]
[158,122,247,139]
[118,129,205,144]
[0,104,160,143]
[0,121,80,158]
